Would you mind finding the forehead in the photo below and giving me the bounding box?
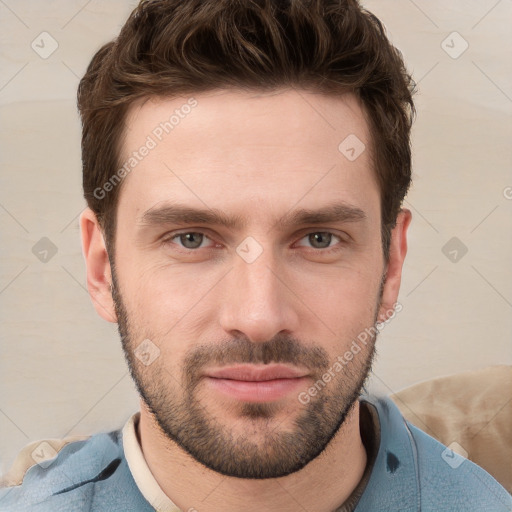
[117,88,379,227]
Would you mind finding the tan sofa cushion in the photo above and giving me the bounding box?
[389,365,512,493]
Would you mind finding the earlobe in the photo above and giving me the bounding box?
[80,208,117,323]
[377,208,412,323]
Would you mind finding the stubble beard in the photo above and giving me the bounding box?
[111,267,379,479]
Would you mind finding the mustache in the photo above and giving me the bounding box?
[183,335,330,387]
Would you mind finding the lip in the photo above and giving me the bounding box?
[204,364,309,381]
[203,364,310,403]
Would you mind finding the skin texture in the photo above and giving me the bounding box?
[80,88,411,512]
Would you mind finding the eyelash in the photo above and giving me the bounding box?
[161,230,346,254]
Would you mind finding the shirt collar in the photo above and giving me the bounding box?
[355,394,420,511]
[122,395,404,512]
[122,412,182,512]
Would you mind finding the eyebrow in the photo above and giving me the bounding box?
[138,201,367,231]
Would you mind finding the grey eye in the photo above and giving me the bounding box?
[177,232,205,249]
[307,232,334,249]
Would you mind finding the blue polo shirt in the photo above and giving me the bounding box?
[1,394,510,511]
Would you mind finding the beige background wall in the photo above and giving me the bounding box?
[1,0,511,475]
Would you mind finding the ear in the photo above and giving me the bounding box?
[80,208,117,323]
[377,208,412,323]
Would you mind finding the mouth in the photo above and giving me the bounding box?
[202,364,310,403]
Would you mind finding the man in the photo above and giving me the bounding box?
[1,0,510,510]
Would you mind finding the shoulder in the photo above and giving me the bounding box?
[0,429,124,511]
[406,420,512,511]
[0,434,92,488]
[359,394,512,511]
[389,365,512,493]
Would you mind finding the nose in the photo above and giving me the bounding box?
[218,246,300,343]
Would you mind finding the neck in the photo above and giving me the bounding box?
[138,399,367,512]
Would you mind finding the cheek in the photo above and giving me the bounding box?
[119,261,216,346]
[293,266,382,350]
[293,260,382,307]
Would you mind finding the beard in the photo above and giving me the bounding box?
[112,267,380,479]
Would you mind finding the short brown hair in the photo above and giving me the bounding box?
[78,0,415,260]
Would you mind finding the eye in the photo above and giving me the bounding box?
[162,230,346,253]
[296,231,343,250]
[165,232,214,250]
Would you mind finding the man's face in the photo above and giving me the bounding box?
[109,89,388,478]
